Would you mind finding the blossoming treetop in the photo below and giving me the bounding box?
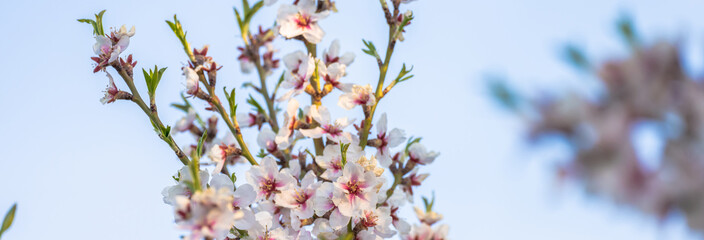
[79,0,449,239]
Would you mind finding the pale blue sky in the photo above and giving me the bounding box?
[1,0,704,239]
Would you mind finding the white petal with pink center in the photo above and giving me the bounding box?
[324,39,355,67]
[408,142,439,165]
[300,105,354,143]
[279,52,315,101]
[375,113,406,167]
[338,84,376,110]
[276,99,300,148]
[354,207,395,238]
[315,144,363,181]
[258,127,280,153]
[183,66,200,96]
[276,171,320,220]
[332,162,379,217]
[246,156,296,201]
[173,188,238,240]
[100,73,119,104]
[276,0,329,44]
[162,166,209,205]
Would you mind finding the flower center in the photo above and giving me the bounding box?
[323,125,342,136]
[295,13,312,29]
[354,93,370,105]
[331,159,343,171]
[293,189,309,204]
[346,179,361,196]
[361,211,378,228]
[262,178,277,197]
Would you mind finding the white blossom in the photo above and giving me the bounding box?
[374,113,406,167]
[323,39,355,67]
[300,105,354,143]
[246,156,296,201]
[332,162,379,217]
[339,84,376,110]
[276,0,328,43]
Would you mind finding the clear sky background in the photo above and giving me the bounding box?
[1,0,704,239]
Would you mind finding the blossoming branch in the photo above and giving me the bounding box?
[79,0,449,239]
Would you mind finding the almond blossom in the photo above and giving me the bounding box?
[275,171,320,220]
[275,99,300,148]
[91,25,134,72]
[175,108,197,132]
[323,39,355,67]
[207,134,243,174]
[257,127,281,153]
[320,62,353,92]
[413,206,443,226]
[373,113,406,167]
[408,143,439,165]
[246,156,296,201]
[100,73,120,104]
[237,46,256,74]
[300,105,354,143]
[247,211,292,240]
[83,2,449,239]
[385,190,411,235]
[276,0,328,44]
[315,144,363,181]
[355,207,396,238]
[278,52,315,101]
[339,84,376,110]
[173,187,237,240]
[182,66,200,96]
[401,168,429,197]
[333,162,379,217]
[162,166,209,205]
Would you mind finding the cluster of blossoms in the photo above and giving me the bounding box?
[81,0,449,239]
[498,20,704,232]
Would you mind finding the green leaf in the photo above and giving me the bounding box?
[393,63,414,83]
[144,66,167,99]
[361,39,381,60]
[422,192,436,212]
[188,130,207,193]
[0,203,17,239]
[243,0,251,12]
[172,93,193,113]
[77,9,106,36]
[224,87,238,121]
[166,15,193,59]
[486,76,520,111]
[338,232,354,240]
[339,142,351,166]
[162,125,171,138]
[142,68,152,92]
[95,10,106,36]
[196,129,208,158]
[616,13,639,48]
[563,44,590,72]
[256,149,268,158]
[233,7,244,30]
[243,1,264,26]
[247,95,266,114]
[156,66,167,89]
